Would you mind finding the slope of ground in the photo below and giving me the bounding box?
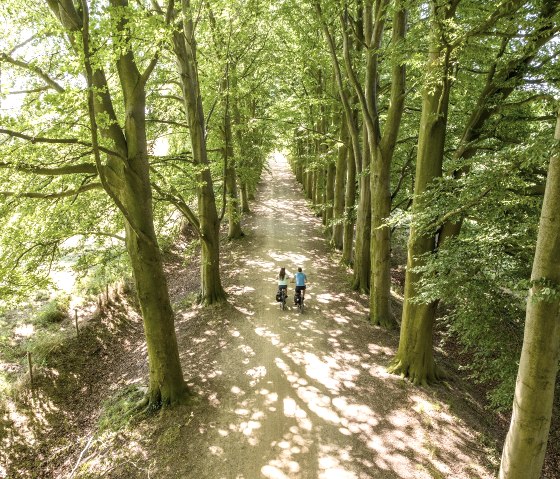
[2,153,557,478]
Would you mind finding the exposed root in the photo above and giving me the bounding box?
[387,357,444,387]
[372,314,397,330]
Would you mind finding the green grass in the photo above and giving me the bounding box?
[97,385,146,433]
[35,298,69,326]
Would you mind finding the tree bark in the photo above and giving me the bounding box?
[72,0,187,407]
[332,115,348,249]
[222,76,244,239]
[172,0,226,304]
[342,135,356,265]
[353,131,371,292]
[369,0,405,329]
[389,1,457,384]
[498,110,560,479]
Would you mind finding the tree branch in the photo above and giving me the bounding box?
[1,52,65,92]
[73,231,126,242]
[0,162,97,176]
[0,182,103,199]
[0,128,123,158]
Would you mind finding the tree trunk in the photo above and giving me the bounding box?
[369,0,406,329]
[342,139,356,265]
[233,98,251,215]
[498,110,560,479]
[332,116,348,249]
[315,2,363,266]
[353,130,371,293]
[389,1,456,384]
[240,182,251,213]
[325,157,335,234]
[74,0,187,407]
[222,77,243,240]
[173,0,226,304]
[306,164,313,199]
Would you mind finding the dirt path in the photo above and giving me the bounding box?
[161,154,497,479]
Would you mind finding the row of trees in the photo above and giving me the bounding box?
[0,0,273,407]
[280,0,559,477]
[1,0,558,477]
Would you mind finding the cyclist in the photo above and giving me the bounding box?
[294,267,307,304]
[277,267,289,301]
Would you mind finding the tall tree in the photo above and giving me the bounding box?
[390,0,558,385]
[170,0,227,304]
[499,108,560,479]
[388,0,459,383]
[0,0,189,407]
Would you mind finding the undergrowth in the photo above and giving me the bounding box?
[97,385,146,433]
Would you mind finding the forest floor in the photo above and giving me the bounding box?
[1,153,558,478]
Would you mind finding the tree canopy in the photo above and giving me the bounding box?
[1,0,559,477]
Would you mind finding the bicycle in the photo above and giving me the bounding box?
[294,290,304,313]
[277,288,287,310]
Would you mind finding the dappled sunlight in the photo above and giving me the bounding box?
[227,284,256,296]
[368,343,395,357]
[22,152,499,479]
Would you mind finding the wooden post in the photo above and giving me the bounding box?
[27,352,33,388]
[74,309,79,337]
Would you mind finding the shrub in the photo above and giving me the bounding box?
[35,297,69,326]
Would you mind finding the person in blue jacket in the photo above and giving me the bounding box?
[294,267,307,304]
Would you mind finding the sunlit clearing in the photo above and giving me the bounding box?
[50,269,76,294]
[228,285,256,296]
[208,445,224,456]
[368,343,394,356]
[332,314,349,324]
[272,150,288,162]
[319,462,357,479]
[411,395,436,414]
[268,250,309,267]
[332,397,378,427]
[235,306,255,316]
[297,387,340,425]
[303,352,340,391]
[283,397,297,417]
[247,366,267,385]
[386,410,411,427]
[240,420,261,436]
[265,391,278,406]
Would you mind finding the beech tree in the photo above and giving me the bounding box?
[167,0,227,303]
[0,0,187,407]
[389,0,556,385]
[499,108,560,479]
